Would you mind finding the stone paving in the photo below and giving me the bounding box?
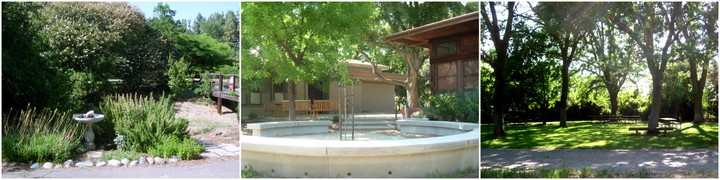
[199,143,239,158]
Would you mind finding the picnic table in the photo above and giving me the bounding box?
[659,118,681,130]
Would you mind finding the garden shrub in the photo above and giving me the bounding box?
[1,107,82,163]
[194,73,212,97]
[166,56,194,98]
[425,91,479,123]
[99,93,190,153]
[148,136,205,160]
[100,150,144,161]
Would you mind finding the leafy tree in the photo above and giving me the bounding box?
[149,2,179,34]
[481,2,515,137]
[579,19,641,117]
[202,12,225,41]
[677,2,718,124]
[40,2,149,109]
[173,33,233,75]
[534,2,598,127]
[2,2,74,112]
[242,2,376,120]
[165,56,194,98]
[608,2,682,134]
[193,13,205,34]
[223,11,239,50]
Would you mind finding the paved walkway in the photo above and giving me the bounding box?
[481,148,718,173]
[2,159,239,178]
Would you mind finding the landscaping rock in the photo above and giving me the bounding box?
[200,152,220,158]
[42,162,53,169]
[219,144,240,153]
[129,160,138,167]
[87,151,102,158]
[147,156,155,164]
[10,162,17,167]
[208,148,236,156]
[30,163,40,169]
[63,160,74,168]
[107,160,122,166]
[120,158,130,166]
[212,128,232,137]
[54,164,62,169]
[138,156,147,165]
[154,157,166,164]
[169,156,179,163]
[75,161,93,167]
[96,161,107,167]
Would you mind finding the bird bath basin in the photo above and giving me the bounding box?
[73,113,104,150]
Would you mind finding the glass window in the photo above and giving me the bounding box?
[435,61,458,94]
[435,40,458,57]
[250,93,261,105]
[463,59,479,91]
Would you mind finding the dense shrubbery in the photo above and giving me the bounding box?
[99,94,190,153]
[148,136,205,160]
[425,91,479,123]
[166,56,194,98]
[2,107,83,163]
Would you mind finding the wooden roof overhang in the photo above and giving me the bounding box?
[383,11,479,48]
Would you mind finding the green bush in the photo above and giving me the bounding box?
[166,56,194,98]
[248,113,258,120]
[425,91,479,123]
[101,150,144,161]
[2,107,82,163]
[194,73,212,97]
[148,136,205,160]
[99,93,189,153]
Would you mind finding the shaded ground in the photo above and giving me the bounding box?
[481,121,718,149]
[481,148,718,178]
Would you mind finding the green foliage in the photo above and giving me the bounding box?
[194,73,213,97]
[2,107,82,163]
[248,113,258,120]
[166,56,194,98]
[174,33,233,74]
[2,2,75,112]
[242,165,263,178]
[100,150,144,161]
[426,167,478,178]
[148,136,205,160]
[99,93,189,153]
[426,91,479,123]
[481,121,718,149]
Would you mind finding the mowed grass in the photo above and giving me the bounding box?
[481,121,718,149]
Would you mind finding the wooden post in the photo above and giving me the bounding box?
[218,75,224,114]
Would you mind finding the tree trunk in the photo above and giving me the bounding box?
[648,71,662,134]
[689,57,706,125]
[287,80,296,121]
[406,82,420,112]
[492,55,507,138]
[559,59,570,128]
[609,87,619,116]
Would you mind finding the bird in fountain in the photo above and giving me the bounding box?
[85,110,95,118]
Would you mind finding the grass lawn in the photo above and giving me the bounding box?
[481,121,718,149]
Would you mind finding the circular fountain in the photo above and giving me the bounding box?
[241,120,478,178]
[73,111,104,150]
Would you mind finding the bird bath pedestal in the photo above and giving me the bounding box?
[73,114,104,150]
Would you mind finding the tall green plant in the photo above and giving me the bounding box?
[166,56,194,98]
[99,93,189,152]
[2,107,82,163]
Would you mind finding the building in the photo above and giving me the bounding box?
[241,60,405,117]
[383,12,479,95]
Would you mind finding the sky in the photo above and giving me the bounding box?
[128,2,239,22]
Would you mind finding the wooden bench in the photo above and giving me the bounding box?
[310,100,339,118]
[281,100,312,115]
[628,127,676,135]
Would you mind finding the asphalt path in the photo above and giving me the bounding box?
[2,159,239,178]
[481,148,718,173]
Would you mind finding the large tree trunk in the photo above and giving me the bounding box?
[493,55,507,138]
[648,70,662,134]
[689,58,706,125]
[609,87,619,116]
[287,80,296,121]
[559,58,570,128]
[406,82,420,112]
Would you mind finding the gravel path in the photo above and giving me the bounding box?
[2,159,239,178]
[481,148,718,173]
